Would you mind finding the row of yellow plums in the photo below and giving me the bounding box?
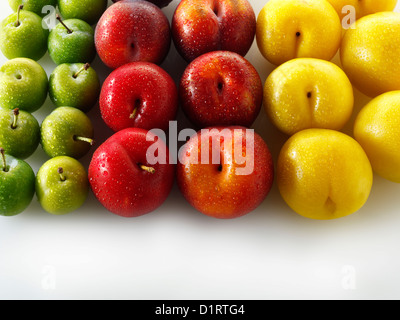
[256,0,400,220]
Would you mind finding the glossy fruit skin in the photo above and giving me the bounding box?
[177,126,274,219]
[88,128,175,218]
[0,153,35,216]
[179,51,262,129]
[58,0,108,25]
[0,108,40,159]
[256,0,342,66]
[8,0,58,17]
[172,0,256,62]
[340,12,400,97]
[354,91,400,183]
[49,63,101,112]
[264,58,354,136]
[40,107,94,159]
[95,0,171,69]
[0,9,49,61]
[36,156,89,215]
[327,0,397,20]
[277,129,373,220]
[48,18,96,65]
[112,0,173,8]
[100,62,178,133]
[0,58,48,113]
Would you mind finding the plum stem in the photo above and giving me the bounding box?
[73,63,90,78]
[139,164,155,174]
[56,14,73,34]
[15,5,23,27]
[0,148,8,172]
[11,108,19,129]
[73,135,94,146]
[58,167,66,181]
[130,99,141,119]
[129,107,138,119]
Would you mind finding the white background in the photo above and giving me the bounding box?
[1,0,400,300]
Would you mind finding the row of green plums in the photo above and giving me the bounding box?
[1,3,100,64]
[0,57,100,114]
[0,151,89,216]
[0,106,95,160]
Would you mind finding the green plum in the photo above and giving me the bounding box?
[49,63,100,112]
[0,58,48,113]
[8,0,57,17]
[0,108,40,159]
[0,5,49,61]
[40,106,94,159]
[58,0,108,25]
[0,148,35,216]
[48,15,96,65]
[35,156,89,215]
